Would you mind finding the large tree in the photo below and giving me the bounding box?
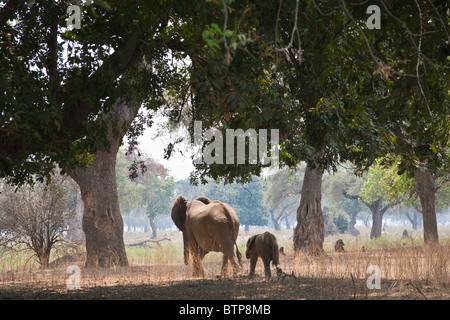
[0,0,217,267]
[68,100,139,267]
[182,0,448,251]
[2,0,448,265]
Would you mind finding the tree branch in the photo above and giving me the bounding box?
[0,0,19,33]
[342,190,359,200]
[47,3,61,106]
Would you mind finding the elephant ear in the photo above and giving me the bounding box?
[171,195,188,232]
[245,235,258,259]
[195,196,211,204]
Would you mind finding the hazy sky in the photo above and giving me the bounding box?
[137,118,194,181]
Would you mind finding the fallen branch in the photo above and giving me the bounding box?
[126,237,171,247]
[406,282,427,300]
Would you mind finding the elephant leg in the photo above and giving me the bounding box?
[192,253,205,277]
[221,254,229,276]
[248,256,258,278]
[263,258,271,279]
[191,246,206,277]
[230,256,241,276]
[221,239,241,276]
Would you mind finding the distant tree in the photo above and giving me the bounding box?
[142,165,175,238]
[322,206,349,235]
[0,174,76,267]
[116,148,174,238]
[230,179,268,232]
[116,149,147,216]
[264,165,303,230]
[322,167,366,236]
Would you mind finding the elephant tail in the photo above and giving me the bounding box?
[235,244,242,267]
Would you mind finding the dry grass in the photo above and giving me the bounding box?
[0,226,449,300]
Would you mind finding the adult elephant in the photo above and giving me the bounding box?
[171,195,242,277]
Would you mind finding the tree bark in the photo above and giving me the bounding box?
[293,164,324,255]
[414,169,439,244]
[367,199,390,239]
[348,209,360,236]
[405,211,418,230]
[284,215,291,229]
[370,204,383,239]
[149,215,157,239]
[69,99,140,267]
[270,209,281,230]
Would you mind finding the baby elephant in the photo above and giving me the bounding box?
[246,232,280,279]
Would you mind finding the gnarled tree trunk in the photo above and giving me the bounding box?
[370,201,384,239]
[69,99,140,267]
[414,169,439,245]
[293,164,324,255]
[348,209,360,236]
[405,211,418,230]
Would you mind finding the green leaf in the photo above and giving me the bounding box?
[430,144,438,154]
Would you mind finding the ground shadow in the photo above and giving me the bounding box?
[0,275,445,300]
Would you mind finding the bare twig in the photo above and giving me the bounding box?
[413,0,433,122]
[339,0,383,71]
[379,0,449,71]
[0,0,19,32]
[406,282,428,300]
[350,273,356,300]
[312,0,335,16]
[220,0,229,50]
[275,0,300,53]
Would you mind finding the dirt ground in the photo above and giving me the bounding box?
[1,227,449,300]
[0,262,448,300]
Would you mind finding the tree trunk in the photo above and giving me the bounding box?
[405,211,418,230]
[293,164,324,255]
[368,199,390,239]
[270,209,281,230]
[70,149,128,268]
[149,215,157,239]
[414,169,439,244]
[348,209,360,236]
[370,206,383,239]
[69,99,140,267]
[284,215,290,229]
